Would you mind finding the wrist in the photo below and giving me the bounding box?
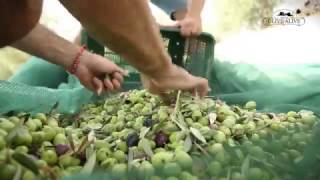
[67,45,87,74]
[143,53,174,80]
[45,44,83,70]
[186,13,201,20]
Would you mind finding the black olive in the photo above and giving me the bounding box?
[126,132,139,147]
[124,99,132,104]
[55,144,70,156]
[143,118,153,127]
[29,144,40,158]
[267,113,274,119]
[154,132,169,148]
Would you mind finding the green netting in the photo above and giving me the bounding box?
[209,59,320,114]
[0,57,95,114]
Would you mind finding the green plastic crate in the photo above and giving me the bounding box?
[81,28,215,91]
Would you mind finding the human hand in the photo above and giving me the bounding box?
[178,15,202,37]
[159,15,202,37]
[141,64,210,100]
[74,51,127,95]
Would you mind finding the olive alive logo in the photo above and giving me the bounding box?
[263,9,306,26]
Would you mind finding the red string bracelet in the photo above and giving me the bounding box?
[68,45,87,74]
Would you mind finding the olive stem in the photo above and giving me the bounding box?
[174,90,182,113]
[194,141,210,157]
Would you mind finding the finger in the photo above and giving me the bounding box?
[195,78,210,97]
[111,78,121,90]
[191,27,200,37]
[116,68,129,77]
[76,68,97,92]
[180,27,188,37]
[146,86,172,105]
[112,72,124,84]
[196,27,202,36]
[161,21,180,28]
[93,77,104,96]
[103,77,114,91]
[182,28,192,37]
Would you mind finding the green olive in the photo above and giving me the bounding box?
[101,158,117,169]
[34,113,47,124]
[244,101,257,110]
[222,116,236,128]
[207,161,222,176]
[102,124,116,135]
[53,133,68,145]
[163,162,182,177]
[0,164,16,180]
[208,143,224,155]
[15,145,29,154]
[0,119,15,132]
[214,131,226,143]
[41,149,58,166]
[113,150,126,163]
[111,163,128,179]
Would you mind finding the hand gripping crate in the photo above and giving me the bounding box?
[81,28,215,91]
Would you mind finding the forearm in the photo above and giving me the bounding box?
[59,0,172,79]
[188,0,205,17]
[11,23,81,69]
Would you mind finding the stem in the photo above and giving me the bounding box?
[194,141,210,157]
[174,90,182,113]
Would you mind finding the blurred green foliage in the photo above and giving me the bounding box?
[213,0,280,39]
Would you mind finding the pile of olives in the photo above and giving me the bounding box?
[0,89,318,180]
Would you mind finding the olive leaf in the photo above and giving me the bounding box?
[208,113,217,125]
[12,152,39,175]
[81,151,96,174]
[140,138,154,157]
[67,130,75,152]
[235,149,244,160]
[251,156,274,168]
[128,148,134,170]
[177,112,188,128]
[194,142,210,157]
[183,133,192,152]
[75,133,94,155]
[172,91,189,131]
[171,114,188,131]
[86,146,95,160]
[139,127,150,139]
[190,127,207,144]
[76,136,88,154]
[88,130,96,142]
[13,165,22,180]
[153,120,166,132]
[241,156,250,179]
[228,138,236,147]
[226,168,231,180]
